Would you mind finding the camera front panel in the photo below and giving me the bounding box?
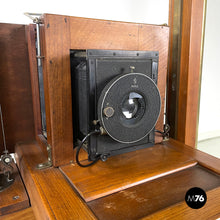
[71,49,160,161]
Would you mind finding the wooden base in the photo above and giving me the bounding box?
[15,139,220,219]
[15,142,96,220]
[0,164,30,216]
[87,165,220,220]
[60,143,197,202]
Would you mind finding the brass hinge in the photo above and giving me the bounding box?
[36,144,52,169]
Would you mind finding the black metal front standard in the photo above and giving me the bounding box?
[71,49,160,161]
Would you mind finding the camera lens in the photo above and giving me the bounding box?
[98,72,160,143]
[121,92,145,121]
[122,97,138,119]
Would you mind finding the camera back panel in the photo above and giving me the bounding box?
[71,49,160,160]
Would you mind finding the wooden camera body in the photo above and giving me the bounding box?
[29,14,169,167]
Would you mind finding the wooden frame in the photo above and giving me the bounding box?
[26,24,49,157]
[27,14,169,167]
[26,24,41,138]
[167,0,182,138]
[0,23,35,153]
[168,0,205,147]
[177,0,205,147]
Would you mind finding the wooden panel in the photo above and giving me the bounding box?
[177,0,205,147]
[15,142,97,220]
[164,138,220,174]
[40,14,74,167]
[176,0,192,144]
[184,0,205,147]
[1,208,36,220]
[60,143,197,202]
[69,17,139,50]
[88,165,220,220]
[0,164,30,216]
[143,187,220,220]
[0,23,35,153]
[26,24,49,158]
[26,24,42,138]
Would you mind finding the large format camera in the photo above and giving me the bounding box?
[70,49,161,165]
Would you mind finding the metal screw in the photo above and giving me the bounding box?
[130,66,135,73]
[4,158,10,163]
[100,127,107,135]
[100,155,108,162]
[103,107,114,118]
[93,120,100,125]
[13,196,20,200]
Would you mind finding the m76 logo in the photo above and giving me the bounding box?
[187,195,205,202]
[185,187,207,209]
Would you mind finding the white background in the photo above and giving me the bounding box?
[198,0,220,141]
[0,0,169,25]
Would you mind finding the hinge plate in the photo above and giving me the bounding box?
[36,144,52,169]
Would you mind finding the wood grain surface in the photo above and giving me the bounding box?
[88,165,220,220]
[14,139,220,219]
[69,16,139,50]
[0,23,35,153]
[0,164,30,216]
[60,143,197,202]
[177,0,205,147]
[39,14,74,167]
[167,0,182,138]
[164,138,220,174]
[1,208,36,220]
[15,142,96,220]
[26,24,42,139]
[143,187,220,220]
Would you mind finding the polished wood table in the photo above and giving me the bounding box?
[1,138,217,220]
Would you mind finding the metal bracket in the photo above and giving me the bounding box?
[0,154,14,192]
[36,55,45,59]
[36,144,52,169]
[24,12,47,137]
[24,12,42,24]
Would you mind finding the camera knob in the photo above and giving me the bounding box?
[1,154,12,165]
[103,107,114,118]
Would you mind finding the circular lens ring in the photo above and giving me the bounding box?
[98,73,161,144]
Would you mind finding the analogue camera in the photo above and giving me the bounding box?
[70,49,160,164]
